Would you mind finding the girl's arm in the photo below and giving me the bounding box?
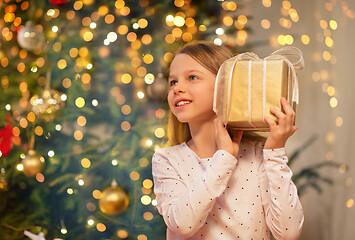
[261,97,304,239]
[259,147,304,240]
[152,149,237,238]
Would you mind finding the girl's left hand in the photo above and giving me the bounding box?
[264,97,298,149]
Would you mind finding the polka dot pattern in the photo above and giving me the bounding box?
[152,141,304,239]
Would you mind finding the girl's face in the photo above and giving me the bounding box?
[168,53,217,124]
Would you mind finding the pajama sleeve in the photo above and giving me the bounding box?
[259,148,304,240]
[152,149,237,238]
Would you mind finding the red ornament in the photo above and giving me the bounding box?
[49,0,70,6]
[0,123,13,157]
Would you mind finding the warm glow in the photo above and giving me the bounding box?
[121,105,131,115]
[117,230,128,238]
[83,31,94,42]
[285,35,294,45]
[36,173,45,182]
[58,59,67,69]
[27,112,36,122]
[62,78,72,88]
[143,212,154,221]
[105,14,115,24]
[121,121,131,131]
[261,19,270,29]
[326,132,335,144]
[329,97,338,108]
[127,32,137,42]
[336,117,343,127]
[141,34,152,45]
[141,195,152,205]
[75,97,85,108]
[301,35,310,45]
[325,37,334,48]
[327,86,335,96]
[320,20,328,29]
[93,189,102,199]
[174,16,185,27]
[118,25,129,35]
[143,179,153,189]
[182,32,193,42]
[35,126,43,136]
[73,1,84,10]
[262,0,272,7]
[96,223,106,232]
[77,116,87,126]
[323,51,331,61]
[154,128,165,138]
[81,158,91,168]
[81,73,91,84]
[138,19,148,28]
[139,158,149,167]
[143,54,154,64]
[130,171,140,181]
[329,20,337,30]
[122,73,132,84]
[19,118,28,128]
[74,130,84,141]
[137,235,148,240]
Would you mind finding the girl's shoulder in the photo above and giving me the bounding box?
[153,142,186,157]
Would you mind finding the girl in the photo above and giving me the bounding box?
[152,42,304,240]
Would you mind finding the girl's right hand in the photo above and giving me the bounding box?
[214,117,243,157]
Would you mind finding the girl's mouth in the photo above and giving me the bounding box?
[176,100,192,107]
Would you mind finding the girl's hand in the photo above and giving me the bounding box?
[264,97,298,149]
[214,117,243,157]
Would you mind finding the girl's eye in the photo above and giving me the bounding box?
[189,75,198,80]
[169,80,177,86]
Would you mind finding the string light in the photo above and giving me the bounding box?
[16,164,24,171]
[48,150,55,157]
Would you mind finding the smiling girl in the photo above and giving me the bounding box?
[152,42,304,240]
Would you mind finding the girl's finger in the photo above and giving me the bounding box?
[280,97,296,126]
[264,116,277,129]
[280,97,294,116]
[269,107,287,128]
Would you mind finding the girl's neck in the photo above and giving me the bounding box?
[187,119,217,159]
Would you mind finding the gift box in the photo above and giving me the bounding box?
[213,47,304,131]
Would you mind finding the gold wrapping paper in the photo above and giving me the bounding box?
[223,60,289,131]
[213,47,304,132]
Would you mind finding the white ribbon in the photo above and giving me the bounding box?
[213,46,304,127]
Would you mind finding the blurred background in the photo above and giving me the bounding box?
[0,0,354,239]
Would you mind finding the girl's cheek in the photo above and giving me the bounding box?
[167,92,174,107]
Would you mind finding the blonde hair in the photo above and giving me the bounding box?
[166,41,266,146]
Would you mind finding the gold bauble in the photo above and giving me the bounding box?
[21,150,45,177]
[30,89,65,122]
[99,180,129,215]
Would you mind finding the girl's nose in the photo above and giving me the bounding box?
[173,81,186,94]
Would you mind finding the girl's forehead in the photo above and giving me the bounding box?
[170,53,207,73]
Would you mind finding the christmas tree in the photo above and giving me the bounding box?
[0,0,248,239]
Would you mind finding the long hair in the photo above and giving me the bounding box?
[166,41,266,146]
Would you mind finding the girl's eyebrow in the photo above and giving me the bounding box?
[169,69,204,79]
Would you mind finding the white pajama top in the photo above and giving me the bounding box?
[152,140,304,240]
